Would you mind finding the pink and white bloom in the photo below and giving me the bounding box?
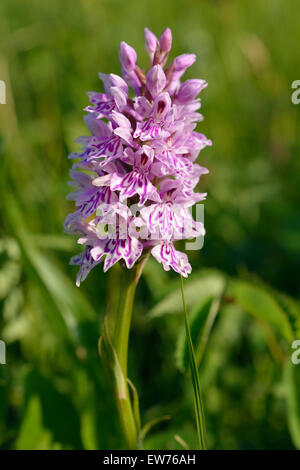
[65,28,211,283]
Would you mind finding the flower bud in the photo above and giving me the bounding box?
[176,79,207,103]
[119,41,137,73]
[170,53,196,81]
[144,28,158,61]
[160,28,172,53]
[146,65,166,98]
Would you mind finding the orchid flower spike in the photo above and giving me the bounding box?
[65,27,212,286]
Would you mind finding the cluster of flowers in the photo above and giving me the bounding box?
[65,27,211,285]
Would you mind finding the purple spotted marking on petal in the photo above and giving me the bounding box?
[85,92,116,117]
[151,242,191,277]
[82,135,123,166]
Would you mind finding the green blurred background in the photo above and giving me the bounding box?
[1,0,300,450]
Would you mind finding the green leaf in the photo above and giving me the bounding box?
[0,260,21,300]
[26,248,95,324]
[16,395,52,450]
[180,276,207,450]
[274,293,300,338]
[80,409,98,450]
[4,196,96,342]
[99,317,139,449]
[176,295,221,373]
[2,315,30,343]
[174,434,190,450]
[31,234,76,252]
[140,415,171,441]
[23,369,82,449]
[127,378,141,433]
[148,270,226,319]
[3,286,23,321]
[142,257,171,300]
[284,359,300,449]
[98,318,127,398]
[73,369,99,450]
[143,427,198,451]
[230,280,294,342]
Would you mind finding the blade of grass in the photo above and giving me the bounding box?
[180,275,208,450]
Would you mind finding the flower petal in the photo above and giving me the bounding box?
[151,242,192,277]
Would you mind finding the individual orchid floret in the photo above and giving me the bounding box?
[160,28,172,55]
[65,28,211,284]
[133,92,172,141]
[119,41,141,95]
[140,189,204,241]
[151,242,192,277]
[70,247,102,287]
[144,27,158,63]
[168,53,196,81]
[176,79,207,104]
[85,73,128,118]
[159,28,172,67]
[165,53,196,96]
[146,65,166,99]
[91,231,143,273]
[145,27,173,68]
[119,42,137,73]
[94,146,161,206]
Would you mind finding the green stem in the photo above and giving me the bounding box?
[111,256,148,449]
[180,275,208,450]
[114,377,138,450]
[114,266,139,377]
